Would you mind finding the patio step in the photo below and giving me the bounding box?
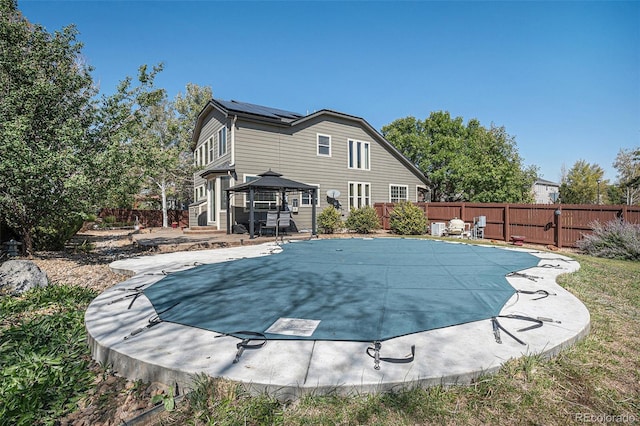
[183,226,224,235]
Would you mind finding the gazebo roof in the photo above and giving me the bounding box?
[226,170,317,193]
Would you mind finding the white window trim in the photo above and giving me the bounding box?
[347,139,371,170]
[301,184,319,206]
[316,134,331,157]
[243,174,277,211]
[218,126,227,157]
[348,181,371,209]
[208,136,214,164]
[389,184,409,203]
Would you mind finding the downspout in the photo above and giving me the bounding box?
[230,115,237,166]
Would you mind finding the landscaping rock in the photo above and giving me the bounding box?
[0,260,48,295]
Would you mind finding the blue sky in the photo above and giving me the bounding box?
[19,0,640,183]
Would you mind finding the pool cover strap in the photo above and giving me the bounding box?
[123,302,180,341]
[516,289,556,300]
[491,315,544,345]
[215,331,267,363]
[366,341,416,370]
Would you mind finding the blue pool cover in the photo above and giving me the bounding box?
[142,239,540,342]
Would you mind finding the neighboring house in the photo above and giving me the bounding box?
[533,178,560,204]
[189,99,429,232]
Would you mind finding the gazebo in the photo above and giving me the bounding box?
[225,170,318,239]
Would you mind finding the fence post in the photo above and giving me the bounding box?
[554,207,563,248]
[504,205,510,242]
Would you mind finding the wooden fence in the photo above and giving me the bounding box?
[374,202,640,248]
[98,208,189,228]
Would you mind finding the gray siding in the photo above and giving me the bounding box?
[232,115,425,230]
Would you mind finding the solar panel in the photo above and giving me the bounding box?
[215,99,303,120]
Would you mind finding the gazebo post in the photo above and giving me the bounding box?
[249,188,255,239]
[311,188,317,236]
[226,190,231,234]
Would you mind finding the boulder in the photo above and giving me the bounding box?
[0,260,48,296]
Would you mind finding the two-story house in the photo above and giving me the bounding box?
[189,99,429,232]
[532,178,560,204]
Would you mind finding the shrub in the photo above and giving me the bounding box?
[33,215,85,251]
[576,219,640,261]
[389,201,427,235]
[345,206,380,234]
[318,207,343,234]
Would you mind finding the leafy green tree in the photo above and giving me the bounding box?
[131,83,212,227]
[171,83,213,207]
[559,160,606,204]
[92,64,166,209]
[613,147,640,205]
[0,1,96,252]
[383,112,537,203]
[0,1,170,250]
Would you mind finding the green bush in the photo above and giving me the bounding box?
[33,215,85,251]
[345,206,380,234]
[103,215,117,224]
[576,219,640,261]
[389,201,427,235]
[318,207,343,234]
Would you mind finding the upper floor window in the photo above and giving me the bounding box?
[348,139,370,170]
[390,185,408,203]
[208,136,215,163]
[317,134,331,156]
[218,127,227,157]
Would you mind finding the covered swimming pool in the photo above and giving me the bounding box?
[142,238,540,342]
[87,237,590,398]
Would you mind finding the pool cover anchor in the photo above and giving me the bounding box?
[215,331,267,364]
[516,289,557,300]
[366,341,416,370]
[506,271,541,282]
[491,315,545,346]
[109,284,149,309]
[123,302,180,341]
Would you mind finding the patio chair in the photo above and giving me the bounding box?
[260,211,279,236]
[277,211,292,235]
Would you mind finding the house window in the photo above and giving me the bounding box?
[198,145,205,167]
[348,182,370,209]
[390,185,408,203]
[220,176,230,210]
[301,184,319,206]
[348,139,370,170]
[317,134,331,156]
[194,184,205,201]
[244,175,276,210]
[218,127,227,157]
[208,136,214,163]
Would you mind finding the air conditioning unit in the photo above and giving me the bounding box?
[431,222,446,237]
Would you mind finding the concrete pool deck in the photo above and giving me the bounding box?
[86,239,589,400]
